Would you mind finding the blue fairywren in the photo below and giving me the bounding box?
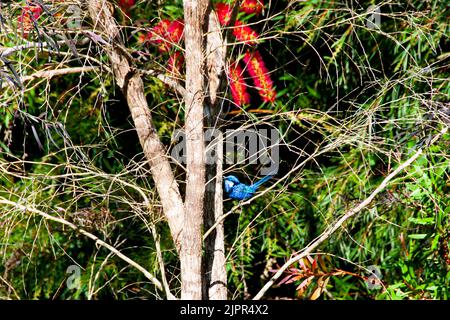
[224,174,273,200]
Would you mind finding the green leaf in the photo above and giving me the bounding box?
[407,217,434,225]
[408,234,428,240]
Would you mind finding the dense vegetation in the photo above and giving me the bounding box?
[0,0,449,299]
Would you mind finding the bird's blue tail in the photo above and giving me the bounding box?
[251,175,273,190]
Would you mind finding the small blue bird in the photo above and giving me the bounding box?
[224,174,273,200]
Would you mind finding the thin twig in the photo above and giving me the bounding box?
[0,41,63,58]
[150,225,177,300]
[140,69,186,96]
[21,66,101,82]
[0,275,20,300]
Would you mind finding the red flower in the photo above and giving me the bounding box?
[241,0,264,15]
[228,62,251,106]
[215,2,232,26]
[243,50,276,103]
[232,20,259,45]
[147,19,171,52]
[167,20,184,44]
[18,4,42,37]
[167,51,184,76]
[147,19,184,52]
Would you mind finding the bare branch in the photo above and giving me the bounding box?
[140,69,186,96]
[150,225,177,300]
[0,197,164,293]
[203,9,228,300]
[21,66,101,82]
[253,125,448,300]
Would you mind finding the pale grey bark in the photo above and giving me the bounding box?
[181,0,209,300]
[204,131,227,299]
[203,10,228,300]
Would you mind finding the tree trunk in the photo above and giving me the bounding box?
[88,0,226,300]
[86,0,185,254]
[204,131,227,299]
[203,9,228,300]
[181,0,208,300]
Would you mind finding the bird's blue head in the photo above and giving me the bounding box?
[224,175,240,193]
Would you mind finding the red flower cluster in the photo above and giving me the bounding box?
[140,19,185,75]
[215,1,275,106]
[233,20,259,45]
[215,3,259,45]
[139,1,275,105]
[241,0,265,15]
[167,20,184,44]
[118,0,135,18]
[228,62,251,106]
[141,19,184,53]
[216,1,264,22]
[243,50,276,103]
[18,4,42,38]
[216,2,232,26]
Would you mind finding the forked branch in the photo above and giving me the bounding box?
[86,0,185,251]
